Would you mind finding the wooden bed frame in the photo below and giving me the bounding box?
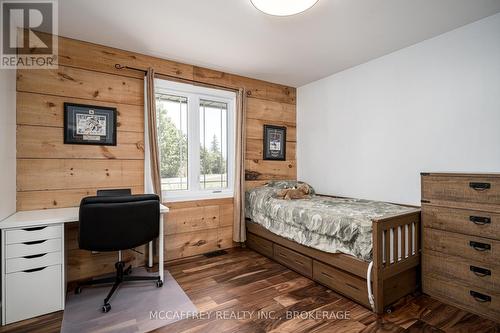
[246,208,421,314]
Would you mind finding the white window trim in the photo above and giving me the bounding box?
[155,79,236,202]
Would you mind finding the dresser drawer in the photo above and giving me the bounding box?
[423,228,500,265]
[274,244,312,278]
[422,174,500,205]
[313,260,369,307]
[6,238,62,259]
[423,274,500,322]
[423,250,500,292]
[247,233,273,258]
[5,265,63,324]
[5,225,62,244]
[422,205,500,240]
[6,251,62,274]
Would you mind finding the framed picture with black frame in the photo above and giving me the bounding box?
[263,125,286,161]
[64,103,117,146]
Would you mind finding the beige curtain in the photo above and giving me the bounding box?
[146,68,162,201]
[233,88,246,242]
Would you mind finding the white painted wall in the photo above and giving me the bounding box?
[297,13,500,205]
[0,70,16,220]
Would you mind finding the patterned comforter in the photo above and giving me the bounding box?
[245,181,414,261]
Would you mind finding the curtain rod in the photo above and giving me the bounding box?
[114,63,240,93]
[114,64,147,73]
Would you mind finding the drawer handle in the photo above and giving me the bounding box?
[469,241,491,251]
[23,253,47,259]
[470,216,491,225]
[469,182,491,191]
[22,226,47,232]
[294,260,305,266]
[470,265,491,277]
[470,290,491,303]
[23,266,47,273]
[346,283,360,291]
[23,240,47,245]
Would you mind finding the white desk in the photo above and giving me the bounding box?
[0,204,168,325]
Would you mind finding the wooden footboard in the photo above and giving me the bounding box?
[372,209,421,313]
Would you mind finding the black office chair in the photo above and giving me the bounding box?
[76,190,163,313]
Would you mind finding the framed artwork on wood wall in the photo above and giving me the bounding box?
[64,103,117,146]
[263,125,286,161]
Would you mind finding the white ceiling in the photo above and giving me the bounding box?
[58,0,500,87]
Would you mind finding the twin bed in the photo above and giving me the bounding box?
[245,181,421,313]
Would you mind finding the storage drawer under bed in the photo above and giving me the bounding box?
[247,232,273,258]
[273,244,312,278]
[313,260,369,307]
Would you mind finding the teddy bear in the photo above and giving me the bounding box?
[276,183,311,200]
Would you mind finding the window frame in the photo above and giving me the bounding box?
[155,79,236,202]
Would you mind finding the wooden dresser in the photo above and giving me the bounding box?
[421,172,500,322]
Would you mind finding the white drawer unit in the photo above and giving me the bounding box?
[1,222,66,325]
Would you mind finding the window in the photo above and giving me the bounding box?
[155,79,235,201]
[200,99,228,190]
[156,94,188,191]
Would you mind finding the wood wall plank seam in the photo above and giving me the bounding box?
[53,63,146,81]
[14,158,145,162]
[246,96,297,107]
[16,122,142,134]
[15,88,145,107]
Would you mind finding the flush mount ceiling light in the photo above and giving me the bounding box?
[251,0,319,16]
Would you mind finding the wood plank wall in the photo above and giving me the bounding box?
[16,35,296,282]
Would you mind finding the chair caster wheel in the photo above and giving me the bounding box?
[124,266,132,275]
[156,280,163,288]
[385,307,393,314]
[102,303,111,313]
[75,286,82,295]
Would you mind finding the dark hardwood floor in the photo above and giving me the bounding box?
[1,248,498,333]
